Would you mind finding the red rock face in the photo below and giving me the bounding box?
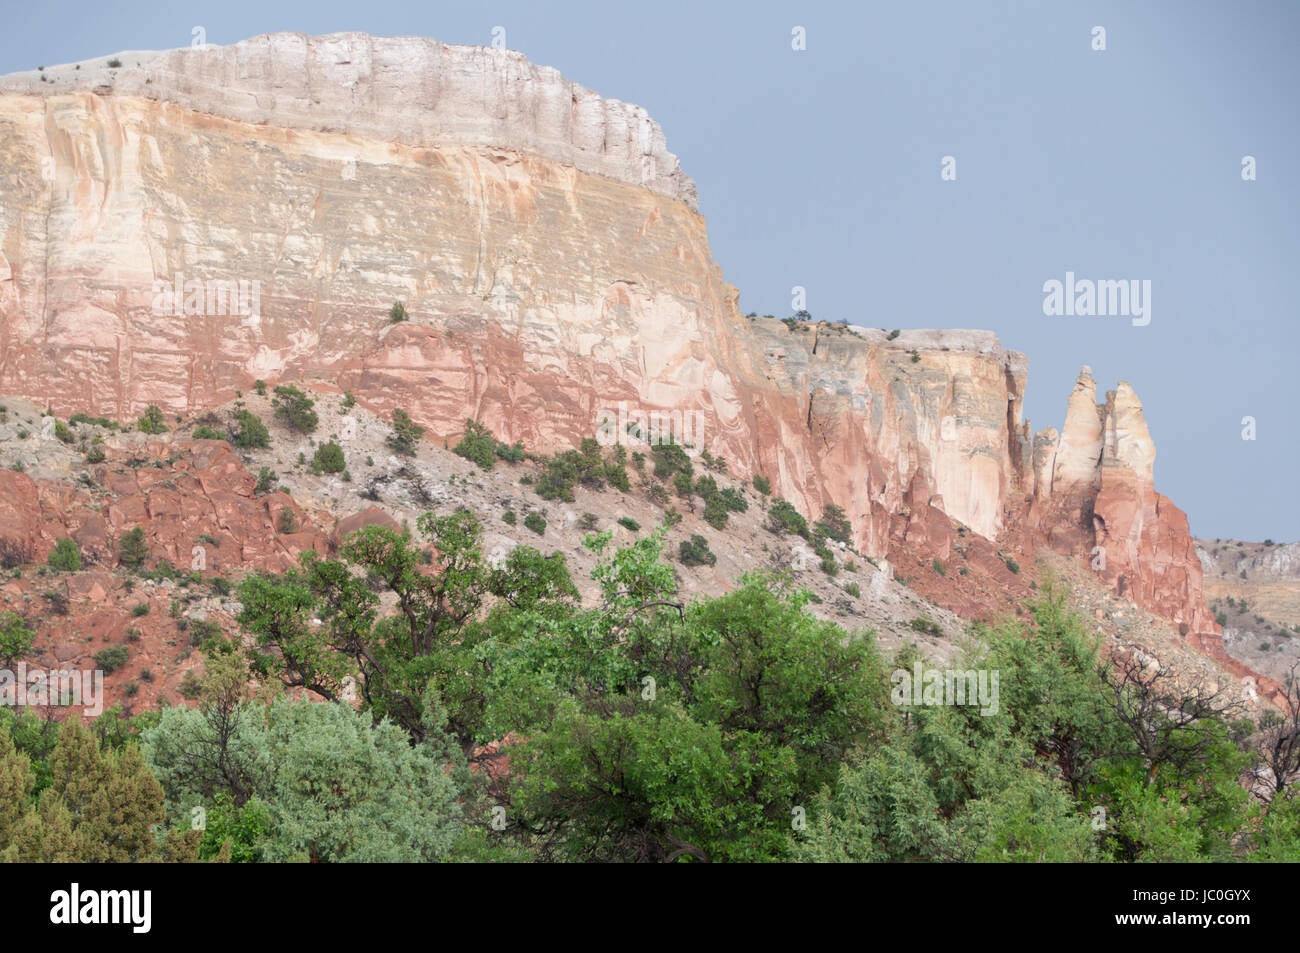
[0,440,329,576]
[1092,479,1217,637]
[1025,369,1219,646]
[0,35,1222,667]
[0,438,335,713]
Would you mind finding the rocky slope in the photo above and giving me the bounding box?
[1197,538,1300,684]
[0,32,1238,694]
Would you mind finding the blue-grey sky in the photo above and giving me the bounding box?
[3,0,1295,541]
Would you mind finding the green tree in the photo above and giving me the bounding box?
[312,441,345,474]
[47,538,81,572]
[0,729,35,846]
[145,694,467,862]
[271,385,318,435]
[678,534,716,567]
[231,410,270,449]
[237,510,575,752]
[767,499,809,538]
[453,420,498,470]
[93,646,129,673]
[7,719,167,862]
[254,467,276,495]
[387,408,424,457]
[136,404,168,435]
[119,526,150,569]
[485,529,892,862]
[815,503,852,543]
[0,612,35,668]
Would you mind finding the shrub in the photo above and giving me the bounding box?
[277,508,299,535]
[502,509,517,526]
[136,404,168,435]
[54,420,73,444]
[192,425,225,440]
[387,409,424,457]
[107,58,122,68]
[932,558,946,576]
[618,516,640,532]
[578,513,600,531]
[47,538,81,572]
[119,526,149,569]
[767,499,809,538]
[650,442,693,481]
[719,487,748,513]
[815,503,852,544]
[70,413,117,430]
[536,456,579,502]
[255,467,276,496]
[43,590,69,615]
[678,534,717,567]
[0,611,35,667]
[272,385,318,434]
[85,444,106,464]
[93,646,129,673]
[1003,556,1020,575]
[232,410,271,449]
[131,602,150,617]
[312,441,346,474]
[909,616,942,636]
[844,582,861,598]
[0,539,33,570]
[453,420,499,470]
[672,472,694,510]
[887,329,901,340]
[523,511,547,535]
[390,301,407,323]
[703,494,730,530]
[254,379,267,395]
[607,465,631,492]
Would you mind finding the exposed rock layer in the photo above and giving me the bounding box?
[0,33,1217,646]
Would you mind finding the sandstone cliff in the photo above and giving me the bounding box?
[0,32,1218,649]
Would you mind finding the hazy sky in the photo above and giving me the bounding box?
[2,0,1295,540]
